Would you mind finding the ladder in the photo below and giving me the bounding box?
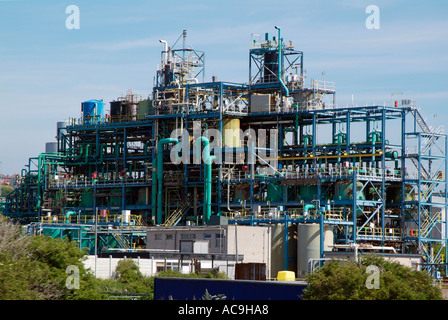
[163,196,192,226]
[114,232,131,249]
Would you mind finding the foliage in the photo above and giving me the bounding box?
[0,215,230,300]
[0,184,14,196]
[302,254,442,300]
[0,216,104,300]
[201,289,227,300]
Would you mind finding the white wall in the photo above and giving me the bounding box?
[83,255,237,279]
[84,255,154,279]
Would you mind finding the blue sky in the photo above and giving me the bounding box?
[0,0,447,174]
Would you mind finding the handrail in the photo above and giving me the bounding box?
[356,226,401,239]
[40,213,144,226]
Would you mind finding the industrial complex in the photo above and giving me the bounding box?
[1,28,447,281]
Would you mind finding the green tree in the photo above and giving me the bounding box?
[303,255,442,300]
[28,234,105,300]
[0,215,104,299]
[111,258,153,298]
[114,258,144,283]
[0,184,14,196]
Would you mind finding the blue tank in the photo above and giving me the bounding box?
[81,99,105,124]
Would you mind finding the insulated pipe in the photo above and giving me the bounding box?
[195,136,216,225]
[274,26,289,97]
[156,138,178,225]
[159,40,168,65]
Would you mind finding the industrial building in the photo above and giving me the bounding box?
[2,28,447,279]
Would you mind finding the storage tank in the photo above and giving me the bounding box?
[57,120,69,139]
[45,142,57,153]
[82,99,105,124]
[57,120,69,152]
[297,223,320,276]
[137,99,152,120]
[223,118,241,148]
[297,224,333,276]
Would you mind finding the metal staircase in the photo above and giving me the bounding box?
[114,232,131,249]
[162,195,192,226]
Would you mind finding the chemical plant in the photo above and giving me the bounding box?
[1,28,447,280]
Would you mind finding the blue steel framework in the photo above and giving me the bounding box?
[2,29,447,276]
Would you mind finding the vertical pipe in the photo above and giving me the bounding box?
[381,109,386,244]
[156,138,178,225]
[319,213,324,262]
[274,26,289,97]
[352,169,357,244]
[195,136,216,225]
[400,110,406,252]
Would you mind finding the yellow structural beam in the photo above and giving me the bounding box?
[278,151,383,161]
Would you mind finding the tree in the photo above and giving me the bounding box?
[114,258,144,283]
[303,254,442,300]
[0,216,104,299]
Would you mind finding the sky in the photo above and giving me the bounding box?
[0,0,447,175]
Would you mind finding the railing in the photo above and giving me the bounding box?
[48,176,151,188]
[225,167,403,182]
[224,209,348,222]
[40,213,144,226]
[310,79,336,92]
[357,227,401,240]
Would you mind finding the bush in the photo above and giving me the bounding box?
[303,254,442,300]
[0,216,104,299]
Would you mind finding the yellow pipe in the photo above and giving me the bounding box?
[278,152,383,161]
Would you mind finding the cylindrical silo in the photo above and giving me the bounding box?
[297,223,320,276]
[223,118,241,148]
[324,225,334,251]
[45,142,58,153]
[82,99,105,124]
[138,99,152,120]
[57,120,69,152]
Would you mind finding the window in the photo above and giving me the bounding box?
[154,234,162,241]
[181,233,196,240]
[166,234,173,240]
[156,261,179,272]
[215,232,224,248]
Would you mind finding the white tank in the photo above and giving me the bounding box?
[57,120,69,140]
[297,224,335,276]
[297,223,320,276]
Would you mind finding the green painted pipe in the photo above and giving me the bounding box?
[65,210,76,223]
[275,26,289,97]
[369,131,377,162]
[195,136,216,225]
[156,138,178,225]
[304,204,315,211]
